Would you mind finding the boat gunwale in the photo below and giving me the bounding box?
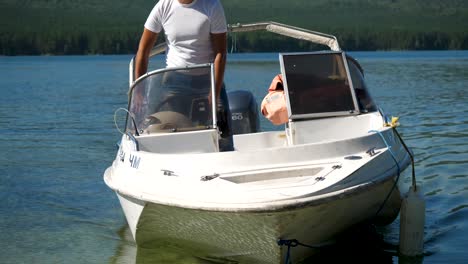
[118,112,388,157]
[104,150,410,213]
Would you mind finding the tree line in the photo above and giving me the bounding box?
[2,29,467,56]
[2,0,467,55]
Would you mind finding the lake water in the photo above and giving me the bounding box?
[0,51,467,264]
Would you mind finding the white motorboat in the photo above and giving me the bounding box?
[104,22,412,263]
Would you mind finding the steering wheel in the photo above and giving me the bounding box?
[141,111,193,134]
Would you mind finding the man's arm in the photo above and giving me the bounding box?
[134,28,159,80]
[211,32,227,100]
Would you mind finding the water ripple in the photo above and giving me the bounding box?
[1,52,468,264]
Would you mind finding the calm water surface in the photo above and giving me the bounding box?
[0,51,467,263]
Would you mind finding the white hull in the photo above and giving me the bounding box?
[103,25,414,263]
[114,176,403,263]
[104,113,411,263]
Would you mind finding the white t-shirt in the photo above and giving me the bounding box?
[144,0,227,68]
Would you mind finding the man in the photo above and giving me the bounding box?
[134,0,233,151]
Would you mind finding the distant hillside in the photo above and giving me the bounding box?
[1,0,467,55]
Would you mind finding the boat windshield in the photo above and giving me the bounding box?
[280,51,377,120]
[126,64,215,135]
[346,57,378,113]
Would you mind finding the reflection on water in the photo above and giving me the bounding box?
[110,226,137,264]
[305,225,396,264]
[111,224,426,264]
[111,225,225,264]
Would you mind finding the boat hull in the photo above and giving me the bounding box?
[115,173,403,264]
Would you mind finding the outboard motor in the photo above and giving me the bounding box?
[227,90,260,134]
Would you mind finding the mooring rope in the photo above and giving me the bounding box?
[392,127,417,191]
[277,120,415,264]
[277,239,321,264]
[368,129,401,218]
[277,129,402,264]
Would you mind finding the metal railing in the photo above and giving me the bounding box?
[228,21,341,52]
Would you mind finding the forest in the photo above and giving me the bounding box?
[1,0,468,55]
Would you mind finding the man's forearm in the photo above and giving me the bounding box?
[214,52,226,100]
[134,51,149,80]
[134,29,158,80]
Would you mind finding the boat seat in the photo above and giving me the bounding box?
[287,113,382,145]
[136,129,219,154]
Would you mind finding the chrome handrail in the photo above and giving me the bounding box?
[228,21,341,52]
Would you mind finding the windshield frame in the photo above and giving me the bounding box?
[279,51,361,120]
